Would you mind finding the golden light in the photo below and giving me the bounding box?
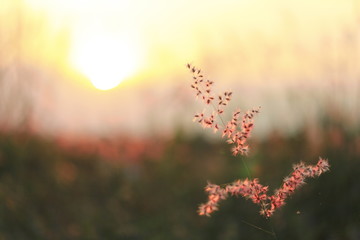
[70,30,141,90]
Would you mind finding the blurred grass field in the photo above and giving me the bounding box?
[0,112,358,239]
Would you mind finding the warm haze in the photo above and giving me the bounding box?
[0,0,359,136]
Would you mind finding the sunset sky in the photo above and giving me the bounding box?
[0,0,359,137]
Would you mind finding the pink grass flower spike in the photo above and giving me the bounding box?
[187,64,330,218]
[187,63,260,156]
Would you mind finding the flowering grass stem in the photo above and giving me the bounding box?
[186,64,329,238]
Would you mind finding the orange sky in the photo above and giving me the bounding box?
[0,0,359,137]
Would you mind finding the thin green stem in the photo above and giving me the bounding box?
[240,156,252,179]
[210,101,227,127]
[268,218,279,240]
[239,218,275,237]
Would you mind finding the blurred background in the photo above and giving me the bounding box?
[0,0,359,239]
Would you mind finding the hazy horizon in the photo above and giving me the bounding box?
[0,0,359,138]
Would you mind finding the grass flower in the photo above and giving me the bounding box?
[187,64,330,218]
[187,63,259,156]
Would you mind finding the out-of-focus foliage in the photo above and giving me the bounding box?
[0,118,359,240]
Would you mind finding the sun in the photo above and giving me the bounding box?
[70,31,141,90]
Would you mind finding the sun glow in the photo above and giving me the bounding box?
[70,31,141,90]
